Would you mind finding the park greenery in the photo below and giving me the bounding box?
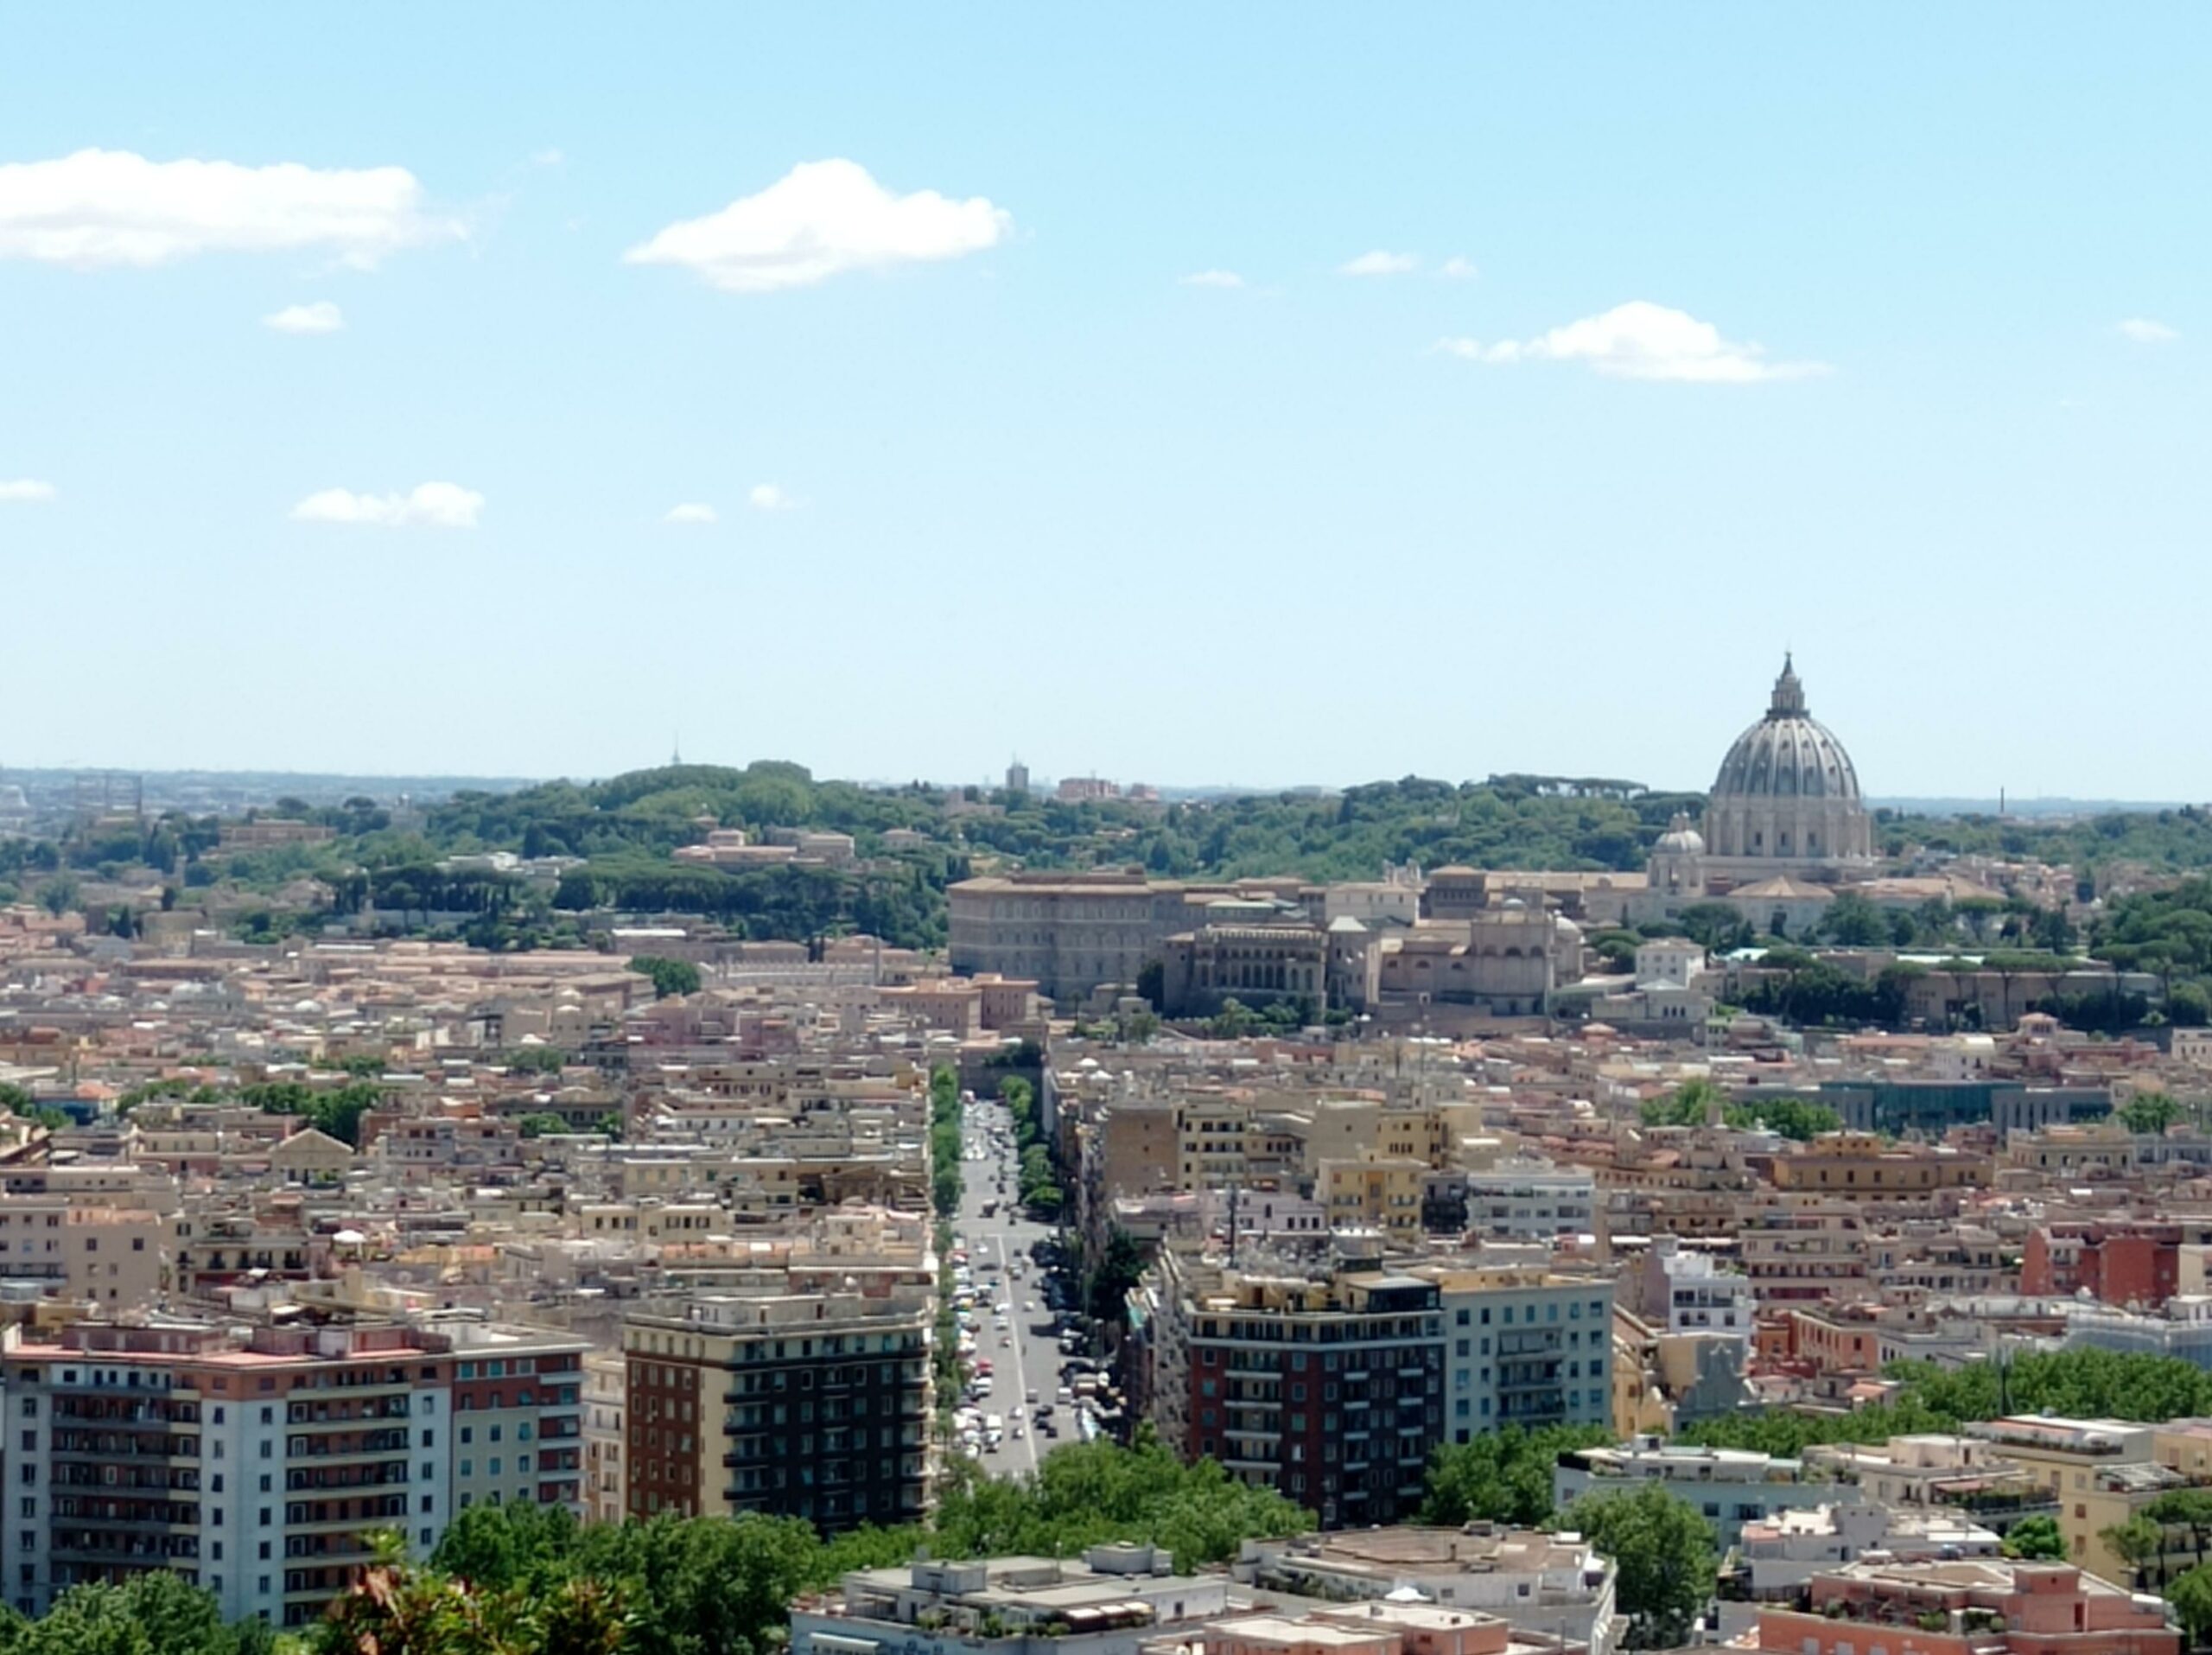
[31,762,2212,1025]
[1638,1079,1843,1141]
[626,953,702,999]
[1685,1346,2212,1458]
[115,1074,394,1147]
[930,1066,963,1219]
[331,1439,1302,1655]
[1001,1075,1065,1217]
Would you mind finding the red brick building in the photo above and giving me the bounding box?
[2022,1221,2179,1308]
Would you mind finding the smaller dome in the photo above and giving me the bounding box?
[1654,812,1706,856]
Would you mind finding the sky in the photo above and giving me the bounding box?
[2,7,2207,799]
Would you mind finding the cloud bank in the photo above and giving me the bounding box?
[0,149,459,269]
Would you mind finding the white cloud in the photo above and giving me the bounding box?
[2119,317,2179,344]
[1340,250,1418,277]
[1434,301,1826,384]
[664,502,718,525]
[262,300,345,335]
[0,479,56,504]
[748,483,798,512]
[0,148,460,270]
[1440,256,1478,280]
[290,481,483,528]
[625,159,1010,294]
[1179,269,1245,289]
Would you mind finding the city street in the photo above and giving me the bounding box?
[954,1094,1076,1479]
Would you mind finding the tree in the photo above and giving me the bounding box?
[2144,1488,2212,1571]
[1135,959,1165,1008]
[626,955,702,999]
[931,1433,1311,1570]
[2100,1512,2165,1588]
[1677,902,1753,952]
[1819,891,1891,947]
[1720,1097,1843,1143]
[4,1570,276,1655]
[2119,1091,2183,1136]
[517,1113,569,1139]
[2173,1560,2212,1649]
[1560,1481,1717,1649]
[1640,1079,1726,1129]
[1085,1227,1148,1325]
[1421,1423,1614,1527]
[2002,1512,2067,1561]
[33,875,78,918]
[1209,997,1261,1039]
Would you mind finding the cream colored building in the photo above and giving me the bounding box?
[583,1349,627,1526]
[948,872,1195,1001]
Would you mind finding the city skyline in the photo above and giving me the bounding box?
[3,7,2208,795]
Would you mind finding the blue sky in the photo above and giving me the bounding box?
[2,7,2206,799]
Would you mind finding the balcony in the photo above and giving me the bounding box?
[52,1432,198,1461]
[288,1435,410,1462]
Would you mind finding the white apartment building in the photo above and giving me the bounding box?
[1554,1437,1864,1549]
[1641,1236,1754,1346]
[1459,1162,1597,1240]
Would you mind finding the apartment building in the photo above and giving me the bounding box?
[448,1325,588,1515]
[1961,1415,2184,1583]
[1415,1267,1614,1442]
[0,1200,166,1308]
[1735,1202,1872,1308]
[621,1287,932,1534]
[1767,1132,1987,1200]
[1636,1236,1755,1346]
[1452,1162,1598,1241]
[582,1350,626,1525]
[1316,1158,1427,1241]
[2022,1220,2182,1306]
[0,1313,584,1628]
[1554,1437,1864,1550]
[1140,1253,1444,1529]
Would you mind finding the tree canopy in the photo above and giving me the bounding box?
[1421,1423,1615,1527]
[297,1438,1310,1655]
[1681,1346,2212,1457]
[1560,1482,1717,1650]
[626,955,702,999]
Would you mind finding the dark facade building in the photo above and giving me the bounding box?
[622,1289,932,1534]
[1136,1253,1444,1530]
